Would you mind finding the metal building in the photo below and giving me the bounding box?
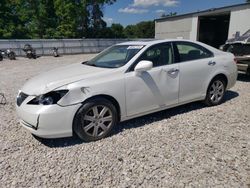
[155,3,250,48]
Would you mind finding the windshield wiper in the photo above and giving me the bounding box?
[83,61,97,67]
[85,63,97,67]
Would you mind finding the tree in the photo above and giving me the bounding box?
[0,0,29,38]
[39,0,58,38]
[110,24,125,38]
[0,0,15,38]
[123,25,136,38]
[124,21,155,38]
[161,12,177,18]
[0,0,117,39]
[87,0,116,38]
[7,0,59,39]
[134,21,155,38]
[54,0,79,38]
[77,0,89,38]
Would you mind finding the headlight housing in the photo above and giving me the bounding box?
[28,90,68,105]
[16,91,28,106]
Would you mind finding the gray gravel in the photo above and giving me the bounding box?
[0,55,249,187]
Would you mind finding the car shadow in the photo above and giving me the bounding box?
[36,90,239,148]
[33,134,83,148]
[237,73,250,82]
[113,90,239,134]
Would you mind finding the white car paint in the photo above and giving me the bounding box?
[16,39,237,138]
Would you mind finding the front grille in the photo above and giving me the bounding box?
[16,92,28,106]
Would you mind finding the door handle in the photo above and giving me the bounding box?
[208,61,216,66]
[167,68,179,75]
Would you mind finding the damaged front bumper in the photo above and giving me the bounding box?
[16,95,81,138]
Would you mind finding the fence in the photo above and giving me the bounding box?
[0,38,139,56]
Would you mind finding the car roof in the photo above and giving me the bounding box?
[117,39,223,55]
[117,39,200,46]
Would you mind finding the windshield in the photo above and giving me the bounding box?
[85,45,144,68]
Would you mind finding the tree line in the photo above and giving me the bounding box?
[0,0,154,39]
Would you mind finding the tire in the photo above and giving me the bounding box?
[27,53,32,59]
[8,52,16,60]
[73,98,118,142]
[53,52,59,57]
[247,67,250,76]
[0,55,3,61]
[204,78,226,106]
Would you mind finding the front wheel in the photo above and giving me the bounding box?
[204,79,226,106]
[73,98,118,142]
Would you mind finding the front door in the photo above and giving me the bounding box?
[125,43,179,117]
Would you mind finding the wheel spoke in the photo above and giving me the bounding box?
[218,90,224,95]
[211,94,215,101]
[218,84,223,90]
[84,123,95,132]
[215,81,219,87]
[99,123,108,132]
[214,94,219,102]
[210,90,215,95]
[212,84,216,90]
[102,116,112,122]
[93,126,99,137]
[99,107,108,117]
[84,115,95,122]
[92,106,99,117]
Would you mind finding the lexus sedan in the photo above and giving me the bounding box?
[16,39,237,141]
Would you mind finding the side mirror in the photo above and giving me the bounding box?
[134,60,153,73]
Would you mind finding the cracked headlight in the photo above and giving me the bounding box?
[28,90,68,105]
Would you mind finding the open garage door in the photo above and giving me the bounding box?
[198,13,230,49]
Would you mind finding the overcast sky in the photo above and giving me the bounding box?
[103,0,246,26]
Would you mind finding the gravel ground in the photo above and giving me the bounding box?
[0,55,249,188]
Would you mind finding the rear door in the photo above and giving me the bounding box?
[173,41,216,103]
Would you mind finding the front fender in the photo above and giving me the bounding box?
[57,77,126,119]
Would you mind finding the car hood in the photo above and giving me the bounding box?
[21,63,114,95]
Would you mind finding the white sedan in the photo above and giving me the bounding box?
[16,39,237,141]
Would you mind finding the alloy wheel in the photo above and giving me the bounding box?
[82,105,113,137]
[209,80,225,104]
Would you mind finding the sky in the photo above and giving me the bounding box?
[103,0,246,26]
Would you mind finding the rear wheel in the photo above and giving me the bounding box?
[73,98,118,142]
[204,79,226,106]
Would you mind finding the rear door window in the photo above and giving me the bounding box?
[175,42,213,62]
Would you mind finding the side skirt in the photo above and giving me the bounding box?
[120,96,205,122]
